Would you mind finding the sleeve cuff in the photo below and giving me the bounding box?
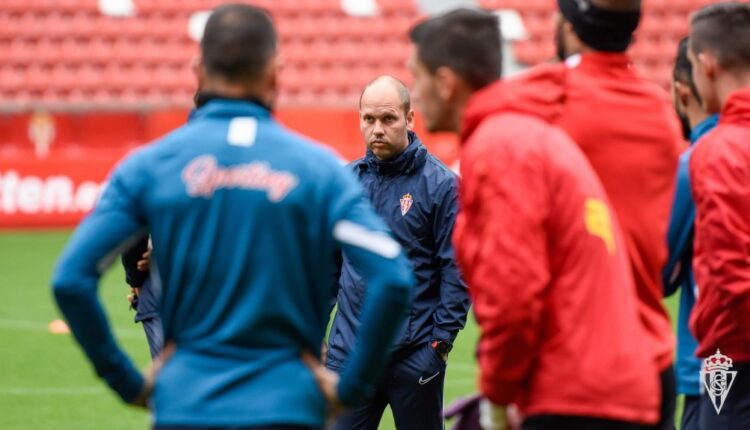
[104,361,145,404]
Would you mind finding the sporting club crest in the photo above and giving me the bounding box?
[400,193,413,216]
[28,110,56,159]
[701,349,738,414]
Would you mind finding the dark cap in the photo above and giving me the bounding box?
[558,0,640,52]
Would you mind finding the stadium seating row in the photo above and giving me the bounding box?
[0,0,721,108]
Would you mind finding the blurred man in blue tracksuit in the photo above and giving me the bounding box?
[326,76,470,430]
[52,5,414,430]
[664,37,718,430]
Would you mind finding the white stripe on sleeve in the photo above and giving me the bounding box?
[333,220,401,259]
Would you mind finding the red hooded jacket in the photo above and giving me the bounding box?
[552,53,681,371]
[454,66,660,424]
[689,87,750,363]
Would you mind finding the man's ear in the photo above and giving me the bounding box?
[265,55,282,93]
[673,81,691,110]
[561,20,583,58]
[256,54,282,108]
[434,66,458,103]
[563,20,576,41]
[698,52,717,80]
[192,56,205,86]
[406,109,415,131]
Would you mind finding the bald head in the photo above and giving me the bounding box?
[359,76,411,115]
[358,75,415,161]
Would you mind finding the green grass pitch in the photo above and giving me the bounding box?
[0,230,680,430]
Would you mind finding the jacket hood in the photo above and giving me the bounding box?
[460,63,567,142]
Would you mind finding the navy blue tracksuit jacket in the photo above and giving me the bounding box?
[121,236,163,358]
[327,132,469,370]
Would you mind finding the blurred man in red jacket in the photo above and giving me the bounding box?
[409,8,660,430]
[551,1,682,428]
[687,3,750,429]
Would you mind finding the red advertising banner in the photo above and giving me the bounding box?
[0,149,129,228]
[1,109,458,228]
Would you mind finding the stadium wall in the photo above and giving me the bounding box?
[0,109,459,228]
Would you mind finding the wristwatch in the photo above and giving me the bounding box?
[431,339,453,355]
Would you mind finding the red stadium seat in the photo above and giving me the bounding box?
[0,66,24,93]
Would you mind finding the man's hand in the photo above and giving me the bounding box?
[479,399,508,430]
[130,342,175,409]
[127,287,141,310]
[430,340,450,362]
[302,351,343,418]
[506,404,523,430]
[137,249,151,272]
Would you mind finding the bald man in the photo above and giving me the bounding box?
[326,76,470,430]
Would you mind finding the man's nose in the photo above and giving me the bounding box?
[373,120,385,135]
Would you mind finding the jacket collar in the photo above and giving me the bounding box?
[719,87,750,127]
[690,114,719,144]
[190,98,272,121]
[359,131,427,176]
[565,51,631,71]
[194,91,273,111]
[187,108,199,122]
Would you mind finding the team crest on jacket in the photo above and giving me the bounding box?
[701,349,738,414]
[400,193,413,216]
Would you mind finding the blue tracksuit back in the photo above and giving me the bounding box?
[663,114,718,397]
[52,99,414,428]
[327,132,469,370]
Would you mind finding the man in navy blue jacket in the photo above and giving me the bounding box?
[327,76,470,430]
[122,236,163,359]
[118,90,214,361]
[664,36,718,430]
